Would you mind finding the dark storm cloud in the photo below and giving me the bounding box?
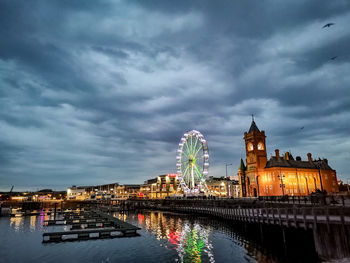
[0,0,349,191]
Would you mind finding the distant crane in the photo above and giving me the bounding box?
[9,185,14,193]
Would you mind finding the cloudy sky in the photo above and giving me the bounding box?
[0,0,349,191]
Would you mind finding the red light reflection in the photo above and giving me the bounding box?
[168,230,181,246]
[138,213,145,224]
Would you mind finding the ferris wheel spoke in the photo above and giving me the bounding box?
[181,150,190,159]
[182,166,189,184]
[194,164,203,179]
[184,138,191,155]
[193,144,203,157]
[192,137,199,155]
[186,166,192,185]
[190,135,194,154]
[193,167,202,182]
[182,165,190,178]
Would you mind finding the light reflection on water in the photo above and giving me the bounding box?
[134,211,215,263]
[0,209,312,263]
[114,210,257,263]
[10,216,24,230]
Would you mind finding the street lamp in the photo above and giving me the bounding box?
[256,173,260,197]
[225,163,233,178]
[304,176,310,195]
[278,171,286,196]
[296,168,301,195]
[318,167,324,192]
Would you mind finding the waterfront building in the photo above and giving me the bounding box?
[67,183,121,200]
[140,178,157,198]
[206,177,240,197]
[67,186,90,200]
[141,174,179,199]
[84,183,119,196]
[115,184,141,199]
[238,119,339,197]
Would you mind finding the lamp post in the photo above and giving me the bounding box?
[305,176,309,195]
[296,168,301,196]
[256,174,260,197]
[278,169,285,196]
[318,168,324,192]
[225,163,233,178]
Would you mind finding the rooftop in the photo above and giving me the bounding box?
[265,155,333,170]
[248,120,260,133]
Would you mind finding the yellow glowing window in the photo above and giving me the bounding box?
[247,143,253,151]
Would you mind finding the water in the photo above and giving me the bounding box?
[0,210,312,263]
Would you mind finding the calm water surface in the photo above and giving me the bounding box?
[0,210,300,263]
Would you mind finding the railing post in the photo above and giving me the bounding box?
[286,208,290,227]
[312,208,317,230]
[326,207,330,233]
[303,208,307,230]
[278,208,282,226]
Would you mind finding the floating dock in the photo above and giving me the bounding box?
[43,210,140,242]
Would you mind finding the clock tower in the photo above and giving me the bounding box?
[244,117,267,173]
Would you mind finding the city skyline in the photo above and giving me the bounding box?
[1,1,350,191]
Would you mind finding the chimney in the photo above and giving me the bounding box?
[307,153,312,163]
[275,149,280,159]
[285,152,290,160]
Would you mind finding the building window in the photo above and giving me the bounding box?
[257,142,264,150]
[247,142,254,151]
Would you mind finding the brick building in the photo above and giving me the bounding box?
[239,119,339,197]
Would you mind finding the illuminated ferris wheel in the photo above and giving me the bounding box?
[176,130,209,194]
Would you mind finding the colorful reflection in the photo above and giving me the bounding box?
[175,223,214,263]
[137,211,214,263]
[9,209,56,232]
[30,216,37,230]
[168,230,181,245]
[138,214,145,224]
[10,216,24,231]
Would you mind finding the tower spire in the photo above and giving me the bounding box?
[248,115,260,133]
[238,158,246,171]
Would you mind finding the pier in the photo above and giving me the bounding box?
[117,197,350,260]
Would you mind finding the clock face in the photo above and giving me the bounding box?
[247,143,253,151]
[257,142,264,150]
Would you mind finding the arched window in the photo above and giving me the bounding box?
[247,142,254,151]
[257,142,264,150]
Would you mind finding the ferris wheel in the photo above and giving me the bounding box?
[176,130,209,194]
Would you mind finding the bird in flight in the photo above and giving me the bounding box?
[300,126,304,130]
[330,56,338,60]
[323,23,335,28]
